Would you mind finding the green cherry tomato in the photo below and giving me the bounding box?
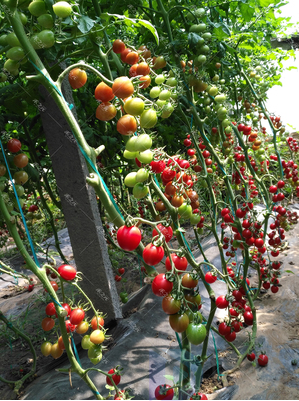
[53,1,72,18]
[81,335,93,350]
[125,136,138,152]
[137,149,154,164]
[186,323,207,345]
[4,59,20,75]
[190,24,206,33]
[124,172,137,187]
[150,86,161,98]
[155,74,165,84]
[18,12,28,25]
[161,103,174,119]
[37,30,55,48]
[140,109,157,129]
[123,150,138,160]
[202,32,212,41]
[156,99,167,108]
[37,14,54,29]
[166,77,177,87]
[0,72,7,82]
[133,182,149,199]
[134,133,152,152]
[41,341,52,356]
[0,35,8,46]
[6,47,25,61]
[215,94,227,103]
[6,33,21,47]
[28,1,47,17]
[197,55,206,65]
[124,98,145,116]
[159,90,171,101]
[136,168,149,183]
[178,203,193,219]
[208,86,218,97]
[190,214,201,225]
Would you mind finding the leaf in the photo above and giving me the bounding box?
[77,16,96,34]
[239,3,255,22]
[104,13,159,45]
[44,0,56,19]
[188,32,204,48]
[258,0,274,6]
[164,375,174,381]
[285,270,295,274]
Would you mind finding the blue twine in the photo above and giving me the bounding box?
[0,140,40,267]
[49,294,63,307]
[91,389,101,395]
[70,331,82,367]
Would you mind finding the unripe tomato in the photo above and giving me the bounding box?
[41,317,55,331]
[14,171,28,185]
[90,329,105,344]
[37,14,54,28]
[50,343,63,359]
[53,1,72,18]
[124,97,145,116]
[29,1,47,17]
[117,114,137,135]
[91,316,105,330]
[41,341,52,356]
[13,154,28,168]
[153,56,166,69]
[140,109,157,128]
[7,47,25,61]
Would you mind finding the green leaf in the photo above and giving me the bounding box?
[77,16,96,34]
[164,375,174,381]
[258,0,274,6]
[213,26,229,41]
[104,13,159,45]
[188,32,204,48]
[239,3,255,22]
[285,270,295,274]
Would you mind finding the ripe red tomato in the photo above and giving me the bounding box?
[205,272,217,283]
[162,295,181,314]
[106,368,121,386]
[68,68,87,89]
[117,225,141,251]
[216,295,229,309]
[95,82,114,102]
[118,267,125,275]
[115,275,122,282]
[154,384,174,400]
[120,48,132,63]
[243,311,254,325]
[117,114,137,135]
[112,39,126,54]
[165,253,188,274]
[65,319,77,333]
[258,354,268,366]
[91,316,104,330]
[247,352,255,361]
[190,392,208,400]
[112,77,134,98]
[218,322,231,336]
[143,243,165,265]
[225,330,236,342]
[45,281,59,292]
[45,302,56,316]
[152,274,173,296]
[57,264,77,280]
[70,308,85,325]
[41,317,55,331]
[7,138,21,153]
[152,224,173,243]
[96,102,117,121]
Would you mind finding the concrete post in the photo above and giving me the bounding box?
[38,82,122,322]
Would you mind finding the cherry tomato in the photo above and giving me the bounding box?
[117,114,137,135]
[190,392,208,400]
[13,153,28,168]
[90,329,105,344]
[216,295,229,309]
[91,316,105,330]
[152,274,173,296]
[126,51,139,65]
[143,244,165,266]
[65,319,77,333]
[155,384,174,400]
[76,320,89,334]
[14,171,28,185]
[41,317,55,331]
[50,342,63,359]
[112,77,134,99]
[45,302,56,316]
[165,253,188,274]
[218,322,231,336]
[162,295,181,314]
[247,352,255,361]
[181,273,198,289]
[58,335,70,350]
[96,102,117,121]
[152,224,173,243]
[68,68,87,89]
[169,313,189,333]
[41,341,52,356]
[70,308,85,325]
[112,39,126,54]
[117,225,141,251]
[57,264,77,280]
[186,323,206,345]
[106,368,121,386]
[258,354,268,366]
[94,82,114,102]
